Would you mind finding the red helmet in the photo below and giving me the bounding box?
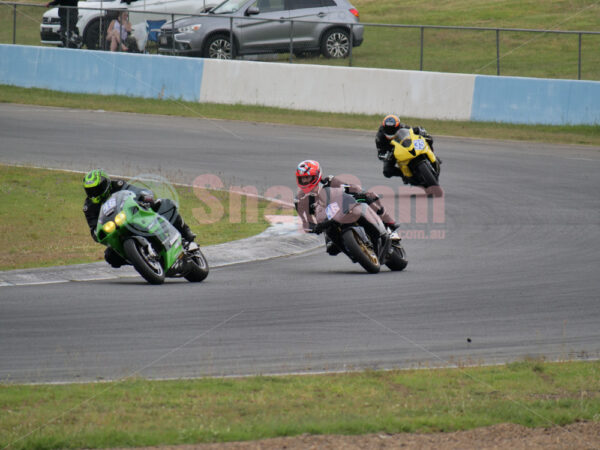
[382,114,401,139]
[296,160,322,193]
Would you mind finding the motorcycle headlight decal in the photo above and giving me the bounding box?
[114,211,127,226]
[103,221,116,234]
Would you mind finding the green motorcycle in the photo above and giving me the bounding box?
[95,190,209,285]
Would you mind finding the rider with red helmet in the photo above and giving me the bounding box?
[294,160,399,255]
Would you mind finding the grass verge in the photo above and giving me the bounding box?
[1,85,600,146]
[0,164,285,271]
[0,360,598,449]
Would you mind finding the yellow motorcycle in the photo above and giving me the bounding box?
[390,128,443,197]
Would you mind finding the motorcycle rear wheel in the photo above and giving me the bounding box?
[184,248,209,282]
[123,238,165,285]
[342,229,380,274]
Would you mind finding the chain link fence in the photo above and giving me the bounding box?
[1,1,599,80]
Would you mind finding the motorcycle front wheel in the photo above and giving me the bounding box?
[386,242,408,271]
[123,238,165,285]
[342,229,380,274]
[414,159,443,197]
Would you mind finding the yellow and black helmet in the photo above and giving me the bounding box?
[83,169,111,204]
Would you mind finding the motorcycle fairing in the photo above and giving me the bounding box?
[391,129,437,178]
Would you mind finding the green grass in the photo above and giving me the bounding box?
[0,360,598,449]
[2,85,600,146]
[0,164,284,270]
[2,0,599,79]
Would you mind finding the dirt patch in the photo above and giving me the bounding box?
[117,421,600,449]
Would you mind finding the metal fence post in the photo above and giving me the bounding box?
[67,7,71,45]
[496,29,500,76]
[12,4,17,44]
[349,23,353,67]
[171,14,175,54]
[230,16,235,59]
[289,20,294,63]
[578,32,582,80]
[419,26,424,71]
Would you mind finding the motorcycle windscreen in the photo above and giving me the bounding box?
[318,187,362,224]
[98,190,136,225]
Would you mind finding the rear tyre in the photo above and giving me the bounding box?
[321,28,350,58]
[342,229,380,274]
[184,248,209,282]
[123,238,165,285]
[203,34,232,59]
[385,242,408,271]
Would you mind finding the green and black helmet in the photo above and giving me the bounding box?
[83,169,111,204]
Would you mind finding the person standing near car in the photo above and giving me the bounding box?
[46,0,80,47]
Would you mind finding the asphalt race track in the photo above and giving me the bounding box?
[1,103,599,384]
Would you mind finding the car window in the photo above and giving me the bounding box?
[211,0,249,14]
[288,0,331,9]
[253,0,285,12]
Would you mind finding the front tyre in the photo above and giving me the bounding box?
[184,247,209,282]
[342,229,380,274]
[414,159,444,197]
[203,34,232,59]
[386,242,408,271]
[321,28,350,58]
[123,238,165,285]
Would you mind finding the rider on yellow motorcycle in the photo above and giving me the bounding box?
[375,114,440,183]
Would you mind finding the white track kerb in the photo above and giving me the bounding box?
[0,217,323,287]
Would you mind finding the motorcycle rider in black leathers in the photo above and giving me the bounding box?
[375,114,440,183]
[82,169,196,268]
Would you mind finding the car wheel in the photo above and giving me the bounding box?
[321,28,350,59]
[84,19,109,50]
[203,34,232,59]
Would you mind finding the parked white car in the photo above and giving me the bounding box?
[40,0,219,50]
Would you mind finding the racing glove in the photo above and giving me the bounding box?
[413,126,428,137]
[313,220,332,235]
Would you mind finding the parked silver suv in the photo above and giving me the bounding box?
[158,0,363,59]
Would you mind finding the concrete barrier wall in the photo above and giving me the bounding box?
[199,59,475,121]
[0,45,204,101]
[1,44,599,125]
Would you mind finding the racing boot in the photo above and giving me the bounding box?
[105,248,128,268]
[385,221,400,232]
[180,223,196,244]
[173,214,196,244]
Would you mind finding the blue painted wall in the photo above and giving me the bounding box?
[471,75,600,125]
[0,45,204,102]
